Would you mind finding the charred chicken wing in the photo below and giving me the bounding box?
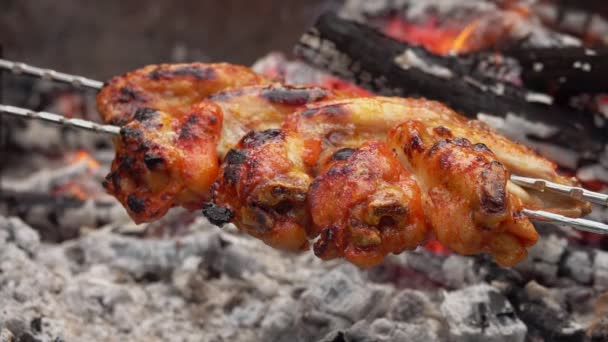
[103,101,222,223]
[388,120,538,266]
[96,62,593,268]
[308,142,429,267]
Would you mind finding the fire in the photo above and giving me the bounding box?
[67,150,100,170]
[424,240,451,255]
[383,15,463,55]
[381,8,527,55]
[52,182,92,200]
[322,76,372,97]
[51,149,102,200]
[450,19,481,54]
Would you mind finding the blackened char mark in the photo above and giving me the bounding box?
[426,139,449,157]
[103,171,121,190]
[133,107,158,122]
[326,164,354,177]
[208,88,246,102]
[301,104,346,118]
[149,66,216,81]
[404,135,424,158]
[331,148,356,161]
[372,203,408,217]
[260,86,328,106]
[118,155,134,171]
[223,149,249,185]
[202,202,234,226]
[127,195,146,213]
[452,137,472,147]
[480,161,507,215]
[120,127,144,143]
[179,115,201,141]
[313,225,338,257]
[473,143,491,153]
[224,149,248,165]
[433,126,452,137]
[143,153,165,170]
[241,129,284,148]
[117,86,146,103]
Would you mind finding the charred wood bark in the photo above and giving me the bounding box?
[295,13,606,161]
[507,46,608,96]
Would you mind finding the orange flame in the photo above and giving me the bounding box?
[424,240,451,255]
[383,16,463,55]
[450,19,481,53]
[52,150,101,200]
[67,150,100,170]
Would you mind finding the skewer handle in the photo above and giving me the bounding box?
[0,59,103,90]
[511,175,608,207]
[0,104,120,135]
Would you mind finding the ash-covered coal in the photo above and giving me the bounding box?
[0,214,607,341]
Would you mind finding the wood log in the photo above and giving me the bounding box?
[294,13,606,162]
[506,46,608,96]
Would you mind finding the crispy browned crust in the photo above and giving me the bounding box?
[211,130,312,251]
[97,63,269,125]
[103,101,222,223]
[308,142,429,267]
[388,120,539,266]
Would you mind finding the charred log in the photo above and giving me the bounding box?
[506,46,608,96]
[295,13,606,161]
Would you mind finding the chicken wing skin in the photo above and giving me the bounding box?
[209,130,312,251]
[97,63,269,125]
[308,142,429,267]
[284,97,590,216]
[207,84,346,156]
[388,120,539,266]
[103,101,222,223]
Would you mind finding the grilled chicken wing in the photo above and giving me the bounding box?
[209,130,312,251]
[388,120,538,266]
[309,142,429,267]
[103,102,223,223]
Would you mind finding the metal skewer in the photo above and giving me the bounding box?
[0,104,120,135]
[511,175,608,206]
[0,58,103,90]
[1,59,607,234]
[522,209,608,235]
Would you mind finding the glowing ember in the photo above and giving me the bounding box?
[424,240,451,255]
[321,76,372,96]
[450,18,481,53]
[66,150,100,170]
[380,8,527,55]
[383,15,463,55]
[51,149,102,200]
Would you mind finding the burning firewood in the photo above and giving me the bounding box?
[294,13,607,163]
